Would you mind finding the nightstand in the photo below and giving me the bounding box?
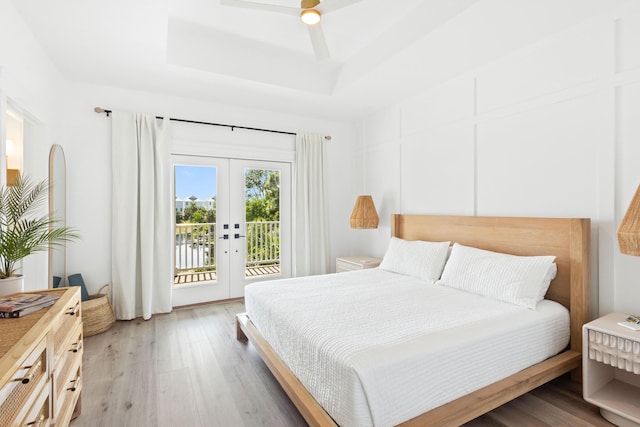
[335,256,382,273]
[583,313,640,427]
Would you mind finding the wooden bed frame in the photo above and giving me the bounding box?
[236,214,591,426]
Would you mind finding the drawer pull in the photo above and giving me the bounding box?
[69,340,83,353]
[66,302,80,315]
[27,414,45,426]
[14,360,42,384]
[67,374,81,392]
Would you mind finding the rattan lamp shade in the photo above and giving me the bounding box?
[350,195,379,229]
[618,185,640,256]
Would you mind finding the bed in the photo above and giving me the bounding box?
[236,214,591,426]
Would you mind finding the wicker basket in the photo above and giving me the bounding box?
[82,284,115,337]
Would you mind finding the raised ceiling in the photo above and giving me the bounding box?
[11,0,628,120]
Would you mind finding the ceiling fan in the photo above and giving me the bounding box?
[220,0,366,60]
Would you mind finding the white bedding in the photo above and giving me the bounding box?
[244,269,570,427]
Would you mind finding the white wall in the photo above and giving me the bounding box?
[358,1,640,317]
[62,82,358,293]
[0,0,66,290]
[1,0,360,296]
[10,0,638,314]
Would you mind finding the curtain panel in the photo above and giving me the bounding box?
[111,112,172,320]
[294,133,329,276]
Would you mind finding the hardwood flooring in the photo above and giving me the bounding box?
[71,301,613,427]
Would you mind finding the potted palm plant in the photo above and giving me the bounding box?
[0,173,78,296]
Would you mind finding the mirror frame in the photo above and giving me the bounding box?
[48,144,66,288]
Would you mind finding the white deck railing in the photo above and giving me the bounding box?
[246,221,280,267]
[175,221,280,274]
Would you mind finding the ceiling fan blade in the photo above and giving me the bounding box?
[308,23,330,60]
[220,0,299,16]
[316,0,366,14]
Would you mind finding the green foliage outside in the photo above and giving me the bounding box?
[176,200,215,224]
[245,170,280,265]
[245,169,280,222]
[175,169,281,271]
[175,169,280,224]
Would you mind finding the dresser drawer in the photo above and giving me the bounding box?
[53,296,81,365]
[53,321,83,426]
[587,328,640,374]
[54,363,81,427]
[20,382,51,427]
[0,337,48,427]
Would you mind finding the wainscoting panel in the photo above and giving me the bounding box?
[363,106,402,149]
[616,12,640,73]
[400,124,475,215]
[365,142,401,229]
[476,93,601,218]
[400,75,474,137]
[476,18,608,115]
[614,80,640,313]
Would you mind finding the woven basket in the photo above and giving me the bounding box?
[82,284,115,337]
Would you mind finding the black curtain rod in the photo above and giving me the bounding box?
[94,107,332,140]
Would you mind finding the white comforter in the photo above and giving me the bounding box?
[244,269,569,427]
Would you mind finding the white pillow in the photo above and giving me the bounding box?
[379,237,450,283]
[437,243,556,309]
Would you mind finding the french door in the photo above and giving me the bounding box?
[172,155,291,306]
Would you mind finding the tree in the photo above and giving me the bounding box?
[177,201,216,224]
[192,210,205,223]
[245,169,268,199]
[205,206,216,223]
[245,170,279,222]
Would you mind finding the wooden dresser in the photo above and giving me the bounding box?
[0,287,83,427]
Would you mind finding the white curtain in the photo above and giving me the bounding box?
[294,133,329,276]
[111,112,172,320]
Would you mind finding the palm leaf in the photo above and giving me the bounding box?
[0,173,79,278]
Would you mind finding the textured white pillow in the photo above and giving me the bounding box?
[437,243,556,309]
[379,237,450,283]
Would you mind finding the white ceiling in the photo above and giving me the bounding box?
[11,0,628,120]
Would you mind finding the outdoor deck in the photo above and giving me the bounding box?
[174,265,281,286]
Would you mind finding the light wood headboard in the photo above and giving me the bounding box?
[391,214,591,354]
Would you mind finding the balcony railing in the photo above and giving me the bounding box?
[175,223,216,274]
[174,221,280,275]
[246,221,280,267]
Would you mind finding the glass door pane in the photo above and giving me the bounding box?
[229,159,291,298]
[174,165,218,285]
[244,168,281,279]
[171,156,289,305]
[171,156,231,309]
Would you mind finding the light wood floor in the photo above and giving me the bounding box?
[71,301,613,427]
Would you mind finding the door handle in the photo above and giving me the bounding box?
[219,234,229,240]
[234,234,245,239]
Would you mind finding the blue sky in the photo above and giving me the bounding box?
[175,165,217,199]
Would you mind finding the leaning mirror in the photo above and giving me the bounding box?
[48,144,66,288]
